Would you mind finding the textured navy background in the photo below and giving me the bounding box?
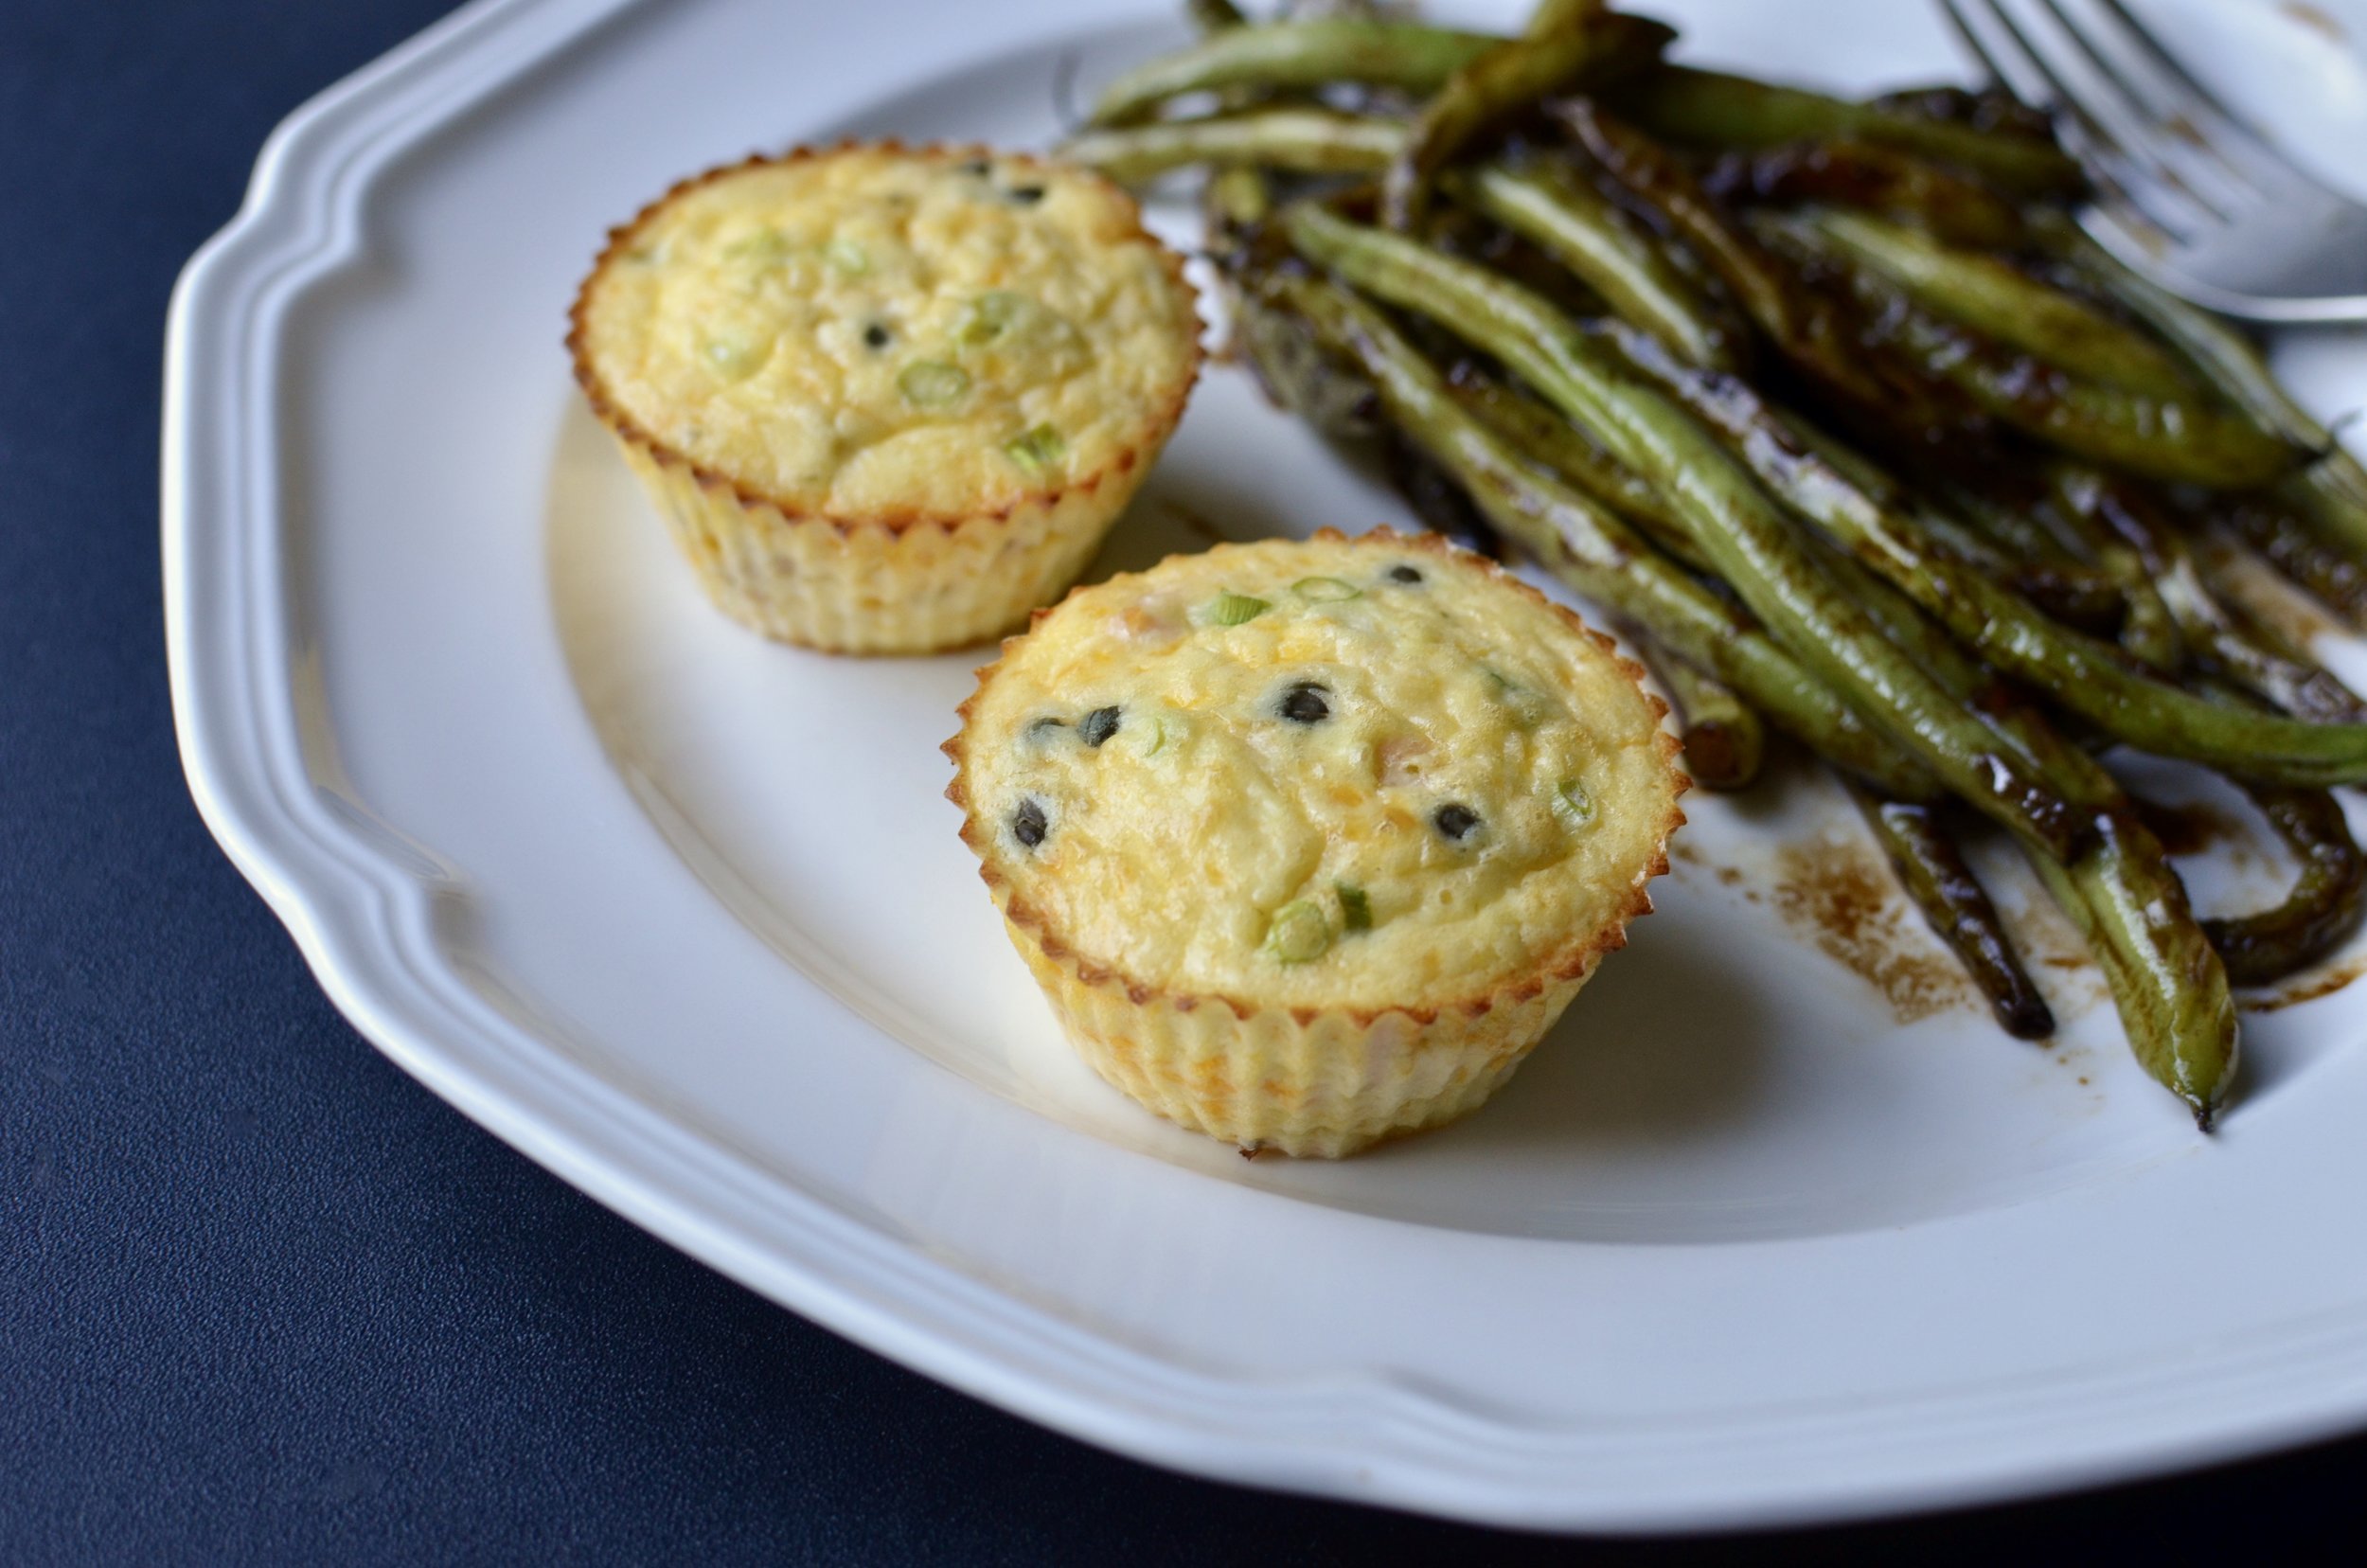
[4,0,2364,1559]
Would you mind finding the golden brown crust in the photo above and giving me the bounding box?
[941,526,1691,1030]
[566,140,1202,538]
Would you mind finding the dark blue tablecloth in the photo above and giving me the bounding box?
[5,0,2364,1559]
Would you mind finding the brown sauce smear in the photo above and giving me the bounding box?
[2134,797,2243,858]
[2282,1,2347,42]
[1771,837,1975,1025]
[2240,955,2367,1013]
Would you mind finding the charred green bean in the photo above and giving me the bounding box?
[2205,786,2367,988]
[1801,210,2194,398]
[1285,203,2080,854]
[1384,0,1621,230]
[1612,64,2086,196]
[1061,109,1402,183]
[1455,160,1743,370]
[1702,138,2027,249]
[1653,650,1767,791]
[1754,213,2301,489]
[1846,783,2056,1038]
[1280,271,1935,797]
[1089,20,1498,126]
[2027,812,2237,1128]
[1592,323,2367,784]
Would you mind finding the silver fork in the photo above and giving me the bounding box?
[1941,0,2367,322]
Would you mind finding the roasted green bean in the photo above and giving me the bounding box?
[1453,160,1743,370]
[1447,369,1698,552]
[2214,492,2367,630]
[1702,138,2027,250]
[2027,811,2237,1129]
[1800,210,2194,398]
[1062,108,1402,183]
[2051,467,2366,722]
[1285,203,2081,855]
[1753,214,2301,489]
[1652,650,1767,791]
[1814,511,2237,1117]
[1279,270,1936,797]
[1846,784,2056,1038]
[1611,64,2086,196]
[2204,785,2367,988]
[1062,106,1746,374]
[1089,20,1499,126]
[1579,317,2367,784]
[1383,0,1619,230]
[2055,218,2367,582]
[1554,98,1921,419]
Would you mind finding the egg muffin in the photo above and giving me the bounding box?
[569,143,1201,653]
[945,530,1687,1157]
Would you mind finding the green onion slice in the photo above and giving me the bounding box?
[1336,882,1372,934]
[1002,424,1064,479]
[898,360,970,408]
[960,291,1028,344]
[1264,900,1332,964]
[1553,777,1596,829]
[1207,591,1271,626]
[1291,576,1362,603]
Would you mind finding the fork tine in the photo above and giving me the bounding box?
[1941,0,2178,241]
[2007,0,2243,222]
[2038,0,2276,203]
[2086,0,2304,185]
[1947,0,2211,238]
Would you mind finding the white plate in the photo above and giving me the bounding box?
[165,0,2367,1532]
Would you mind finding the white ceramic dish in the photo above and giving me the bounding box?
[165,0,2367,1532]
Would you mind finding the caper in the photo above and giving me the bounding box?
[1007,185,1046,204]
[1433,803,1480,841]
[1387,564,1424,585]
[1278,683,1331,724]
[863,323,891,349]
[1012,798,1047,849]
[1079,706,1121,747]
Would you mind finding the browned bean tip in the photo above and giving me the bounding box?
[1848,784,2056,1039]
[1701,138,2028,251]
[2202,786,2367,989]
[1382,0,1637,233]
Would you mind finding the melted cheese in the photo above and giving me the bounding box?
[962,535,1683,1008]
[576,147,1199,518]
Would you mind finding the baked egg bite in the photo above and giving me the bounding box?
[946,529,1687,1156]
[570,142,1201,653]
